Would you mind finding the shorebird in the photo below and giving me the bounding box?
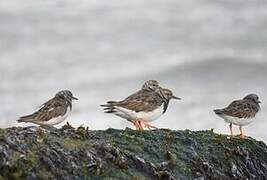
[214,94,261,138]
[17,90,78,127]
[101,81,181,130]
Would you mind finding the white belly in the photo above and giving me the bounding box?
[41,107,70,126]
[219,114,254,126]
[114,105,163,122]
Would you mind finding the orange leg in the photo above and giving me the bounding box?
[229,123,233,136]
[132,120,142,130]
[137,120,144,131]
[239,126,245,138]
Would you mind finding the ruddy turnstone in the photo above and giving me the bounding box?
[101,80,160,130]
[214,94,261,138]
[17,90,78,127]
[101,81,181,130]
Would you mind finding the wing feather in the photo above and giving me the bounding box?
[18,97,67,123]
[221,100,257,118]
[101,90,161,113]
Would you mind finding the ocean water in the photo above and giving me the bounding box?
[0,0,267,142]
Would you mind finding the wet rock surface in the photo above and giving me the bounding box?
[0,125,266,180]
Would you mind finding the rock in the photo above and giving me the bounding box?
[0,125,266,179]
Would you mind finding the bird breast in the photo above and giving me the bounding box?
[41,106,71,126]
[220,114,254,126]
[114,105,164,122]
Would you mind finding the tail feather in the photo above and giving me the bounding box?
[100,104,110,107]
[17,114,35,123]
[100,101,118,107]
[105,110,117,113]
[101,102,117,113]
[214,109,224,115]
[107,101,117,104]
[103,107,117,113]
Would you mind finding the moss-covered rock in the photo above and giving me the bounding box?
[0,125,266,179]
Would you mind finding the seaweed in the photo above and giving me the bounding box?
[0,125,266,179]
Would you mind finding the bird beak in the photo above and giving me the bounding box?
[172,95,181,100]
[72,96,78,100]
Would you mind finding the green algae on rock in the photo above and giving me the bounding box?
[0,126,266,179]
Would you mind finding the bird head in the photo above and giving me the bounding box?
[156,88,181,103]
[243,94,261,104]
[142,80,160,91]
[56,90,78,103]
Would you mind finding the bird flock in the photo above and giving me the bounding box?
[17,80,261,139]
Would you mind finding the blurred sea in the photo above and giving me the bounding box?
[0,0,267,141]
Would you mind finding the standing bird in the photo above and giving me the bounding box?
[214,94,261,138]
[101,80,160,130]
[101,80,181,130]
[17,90,78,127]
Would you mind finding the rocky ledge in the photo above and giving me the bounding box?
[0,124,266,180]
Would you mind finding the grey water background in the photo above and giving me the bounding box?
[0,0,267,142]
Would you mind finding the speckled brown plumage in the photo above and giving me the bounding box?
[18,97,69,123]
[102,89,164,113]
[214,94,261,119]
[17,90,78,126]
[217,100,259,119]
[214,94,261,138]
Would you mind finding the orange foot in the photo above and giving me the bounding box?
[142,121,157,130]
[131,119,157,131]
[131,120,144,131]
[138,120,157,130]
